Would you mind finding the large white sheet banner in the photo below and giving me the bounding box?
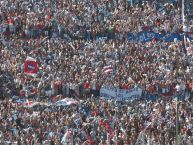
[100,86,142,101]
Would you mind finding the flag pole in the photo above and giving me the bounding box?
[182,0,187,49]
[182,0,185,28]
[175,93,179,145]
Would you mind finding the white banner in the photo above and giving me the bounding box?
[100,86,142,101]
[55,98,79,106]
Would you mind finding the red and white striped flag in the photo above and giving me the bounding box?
[102,65,113,74]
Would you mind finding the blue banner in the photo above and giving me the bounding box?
[128,31,183,42]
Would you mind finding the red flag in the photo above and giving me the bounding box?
[99,120,114,138]
[104,122,114,137]
[24,57,38,76]
[86,134,94,145]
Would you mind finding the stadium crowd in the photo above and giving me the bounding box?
[0,97,192,145]
[0,0,193,144]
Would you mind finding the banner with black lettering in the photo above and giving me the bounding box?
[100,86,142,101]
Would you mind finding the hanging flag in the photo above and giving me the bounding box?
[24,56,39,76]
